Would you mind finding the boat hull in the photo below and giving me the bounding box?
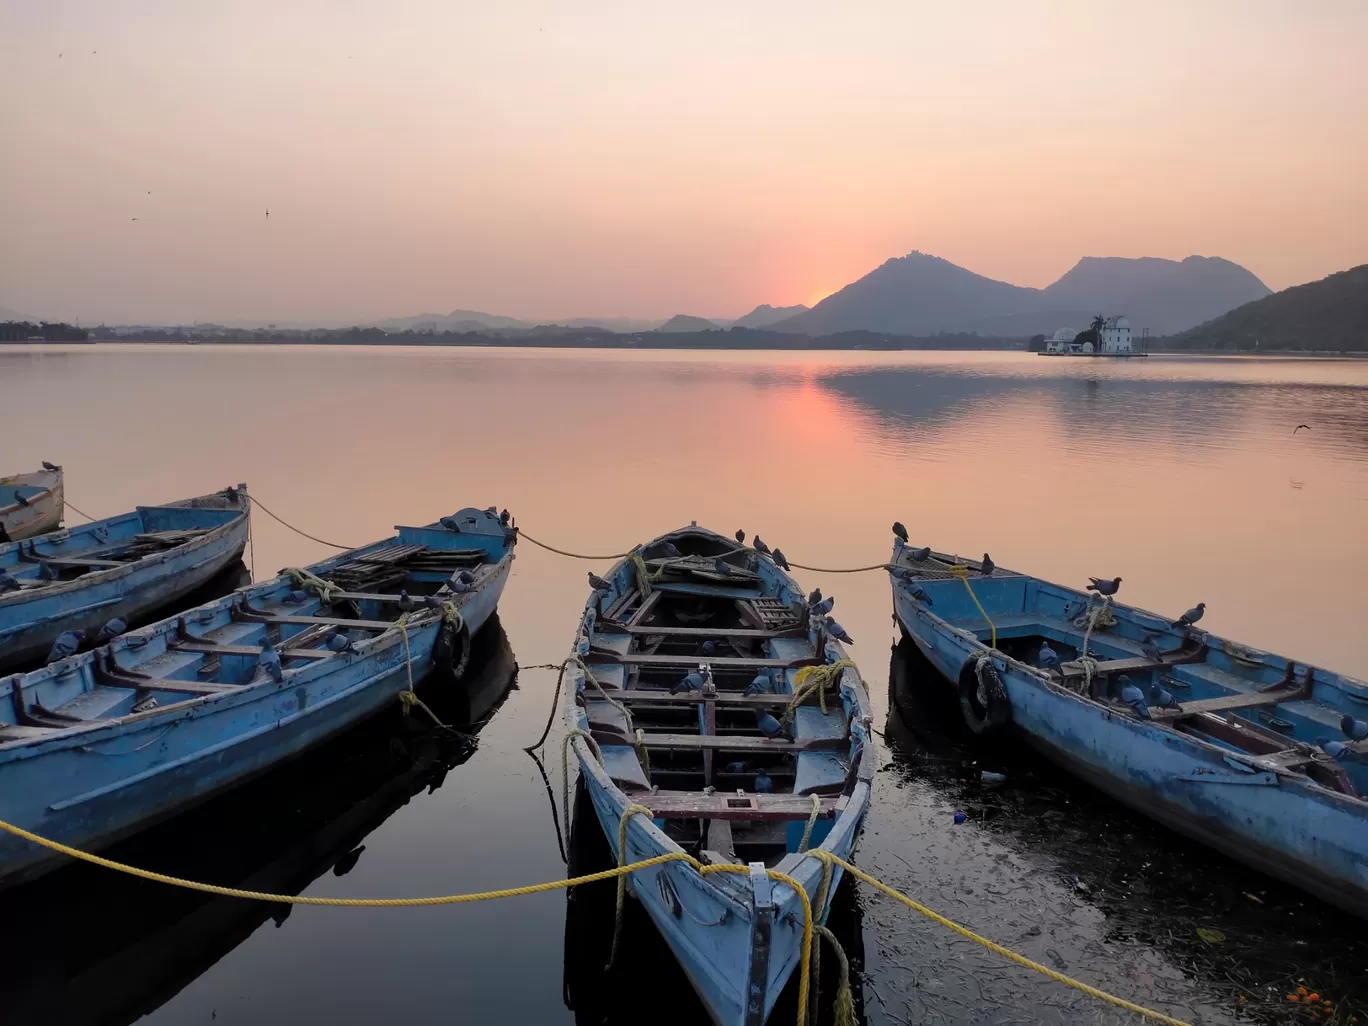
[0,550,510,885]
[892,585,1368,920]
[0,471,63,541]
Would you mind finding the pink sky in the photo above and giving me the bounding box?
[2,1,1365,324]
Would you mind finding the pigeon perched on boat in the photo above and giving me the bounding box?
[258,640,284,683]
[499,509,511,526]
[41,461,60,472]
[672,671,705,695]
[587,572,613,592]
[0,571,20,593]
[1172,603,1206,629]
[286,589,310,604]
[1119,678,1150,719]
[808,588,822,606]
[397,589,415,613]
[1342,716,1368,741]
[449,578,472,594]
[1037,641,1062,674]
[1140,636,1164,664]
[14,493,29,507]
[753,537,770,555]
[980,554,995,576]
[37,561,58,581]
[771,548,790,570]
[327,630,353,652]
[424,594,444,610]
[755,708,785,738]
[45,630,83,664]
[735,529,746,544]
[457,570,476,585]
[1150,684,1178,709]
[659,541,681,558]
[754,771,774,793]
[712,558,733,576]
[1087,576,1122,597]
[94,617,126,643]
[439,516,460,531]
[907,584,934,606]
[699,640,718,656]
[825,617,854,645]
[1319,740,1355,762]
[811,596,834,617]
[892,522,909,543]
[745,673,772,696]
[724,761,747,774]
[908,545,932,563]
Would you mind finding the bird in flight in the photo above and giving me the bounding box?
[1293,424,1310,433]
[266,209,270,218]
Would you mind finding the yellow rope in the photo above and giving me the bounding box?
[945,563,997,649]
[608,803,657,967]
[284,566,344,606]
[797,793,822,854]
[786,660,855,722]
[0,813,1187,1026]
[810,851,1192,1026]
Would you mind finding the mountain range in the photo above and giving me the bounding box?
[774,252,1270,337]
[1169,264,1367,350]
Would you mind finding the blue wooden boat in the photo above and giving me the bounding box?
[0,466,64,542]
[0,506,515,884]
[887,535,1368,919]
[566,524,874,1026]
[0,485,250,673]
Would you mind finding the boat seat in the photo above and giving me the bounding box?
[584,698,632,737]
[621,625,798,639]
[0,724,60,742]
[617,691,802,708]
[1151,690,1298,721]
[583,663,625,689]
[169,641,332,661]
[239,613,394,631]
[588,631,632,656]
[1059,649,1206,681]
[641,790,839,821]
[598,745,651,792]
[792,704,847,741]
[635,733,845,753]
[608,653,816,669]
[793,751,849,796]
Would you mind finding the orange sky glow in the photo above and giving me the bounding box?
[1,1,1365,324]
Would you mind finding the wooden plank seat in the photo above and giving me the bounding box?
[169,641,333,661]
[601,653,819,669]
[118,677,238,696]
[1150,687,1309,721]
[34,557,129,570]
[635,733,847,753]
[1059,649,1206,681]
[620,625,804,639]
[237,612,395,631]
[615,691,808,708]
[640,790,840,821]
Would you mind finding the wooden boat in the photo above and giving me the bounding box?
[0,485,250,673]
[0,620,517,1026]
[0,506,515,884]
[0,466,64,542]
[888,537,1368,918]
[565,524,874,1026]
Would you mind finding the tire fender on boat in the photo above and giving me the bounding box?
[958,655,1011,734]
[433,619,471,681]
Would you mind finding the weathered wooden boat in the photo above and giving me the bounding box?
[566,524,874,1026]
[0,506,515,884]
[888,534,1368,918]
[0,485,250,673]
[0,620,517,1026]
[0,466,64,542]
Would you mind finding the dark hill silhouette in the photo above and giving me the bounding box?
[1167,264,1368,351]
[730,303,809,328]
[655,314,719,333]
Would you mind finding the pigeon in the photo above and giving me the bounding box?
[45,630,83,664]
[0,571,20,593]
[258,640,284,683]
[659,541,681,558]
[908,584,934,606]
[1140,636,1164,664]
[499,509,511,526]
[712,558,733,577]
[1087,576,1122,597]
[909,545,932,563]
[1172,602,1206,629]
[286,589,310,604]
[735,529,746,544]
[808,588,822,606]
[224,484,239,502]
[14,493,29,507]
[771,548,790,570]
[699,640,718,656]
[1150,684,1178,709]
[672,671,705,695]
[825,617,854,645]
[1341,716,1368,741]
[424,594,444,609]
[41,461,60,472]
[754,771,774,793]
[1119,678,1150,719]
[397,589,415,613]
[1293,424,1310,433]
[811,596,834,617]
[327,631,353,652]
[449,578,472,594]
[724,761,747,774]
[744,673,772,696]
[1320,740,1353,761]
[892,522,909,543]
[457,570,476,585]
[588,572,613,592]
[755,708,785,738]
[439,516,460,531]
[37,561,58,581]
[1037,641,1062,674]
[94,617,126,643]
[753,537,770,555]
[980,553,995,576]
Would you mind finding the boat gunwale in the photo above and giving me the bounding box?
[0,469,62,518]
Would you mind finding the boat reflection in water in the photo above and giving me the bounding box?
[562,780,867,1026]
[0,616,518,1026]
[885,637,1368,1021]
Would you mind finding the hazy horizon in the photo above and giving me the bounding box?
[3,1,1366,325]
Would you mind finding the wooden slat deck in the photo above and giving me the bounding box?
[169,641,333,661]
[635,732,846,752]
[602,654,817,669]
[616,691,803,708]
[640,790,840,821]
[620,625,803,639]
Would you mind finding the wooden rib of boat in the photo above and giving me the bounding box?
[0,467,64,542]
[0,506,516,885]
[888,537,1368,918]
[565,524,874,1026]
[0,485,251,673]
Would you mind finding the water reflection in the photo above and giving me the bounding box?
[884,638,1368,1023]
[561,781,868,1026]
[0,618,517,1026]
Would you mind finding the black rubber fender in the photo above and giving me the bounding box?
[433,619,471,682]
[958,656,1011,734]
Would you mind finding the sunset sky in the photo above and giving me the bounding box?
[2,1,1365,325]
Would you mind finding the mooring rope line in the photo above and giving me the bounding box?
[62,499,96,522]
[0,815,1193,1026]
[247,495,354,550]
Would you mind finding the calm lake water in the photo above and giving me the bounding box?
[2,344,1367,1025]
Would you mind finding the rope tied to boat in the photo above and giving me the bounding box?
[814,924,856,1026]
[608,803,657,968]
[785,659,856,724]
[516,530,630,561]
[944,563,997,649]
[284,566,344,606]
[0,812,1196,1026]
[249,495,353,549]
[627,551,664,593]
[1077,594,1116,658]
[560,728,604,829]
[797,793,822,854]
